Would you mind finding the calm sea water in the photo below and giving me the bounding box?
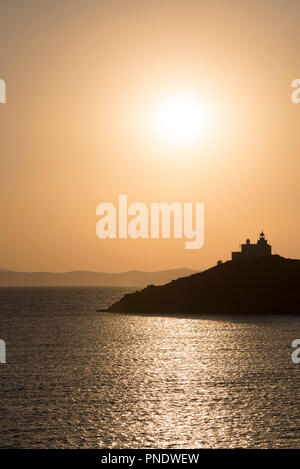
[0,287,299,448]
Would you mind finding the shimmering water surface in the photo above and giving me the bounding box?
[0,287,299,448]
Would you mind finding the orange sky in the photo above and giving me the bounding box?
[0,0,299,272]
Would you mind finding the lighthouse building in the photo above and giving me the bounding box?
[231,232,272,261]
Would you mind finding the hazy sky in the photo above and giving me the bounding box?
[0,0,299,272]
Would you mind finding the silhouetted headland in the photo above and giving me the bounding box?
[105,256,300,315]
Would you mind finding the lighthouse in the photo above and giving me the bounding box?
[231,231,272,260]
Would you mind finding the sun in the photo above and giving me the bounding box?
[153,93,213,147]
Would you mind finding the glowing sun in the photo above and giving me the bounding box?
[153,93,213,146]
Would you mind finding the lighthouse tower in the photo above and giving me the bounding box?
[231,231,272,260]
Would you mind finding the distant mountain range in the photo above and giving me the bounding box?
[106,255,300,315]
[0,268,198,287]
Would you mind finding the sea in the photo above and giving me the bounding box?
[0,286,299,448]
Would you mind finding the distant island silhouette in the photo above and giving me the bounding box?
[105,255,300,315]
[0,268,197,287]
